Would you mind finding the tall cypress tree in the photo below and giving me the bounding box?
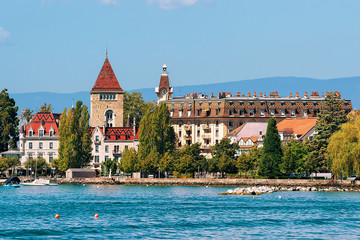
[58,101,92,172]
[309,92,348,172]
[138,102,175,174]
[0,89,19,152]
[258,118,282,178]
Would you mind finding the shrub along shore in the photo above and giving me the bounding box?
[59,177,360,189]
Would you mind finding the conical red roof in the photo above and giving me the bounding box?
[91,58,123,92]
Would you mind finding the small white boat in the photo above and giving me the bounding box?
[22,178,58,186]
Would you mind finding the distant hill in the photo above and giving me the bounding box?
[10,76,360,113]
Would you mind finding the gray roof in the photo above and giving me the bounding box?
[67,168,96,172]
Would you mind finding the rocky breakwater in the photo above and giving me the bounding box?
[220,186,357,195]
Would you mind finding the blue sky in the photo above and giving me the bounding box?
[1,0,360,93]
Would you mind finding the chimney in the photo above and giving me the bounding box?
[289,93,292,97]
[253,91,256,97]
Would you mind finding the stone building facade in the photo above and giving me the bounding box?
[89,54,139,168]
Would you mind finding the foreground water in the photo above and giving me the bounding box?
[1,185,360,239]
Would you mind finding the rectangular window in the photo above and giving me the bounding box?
[280,109,285,116]
[49,153,53,161]
[125,145,128,150]
[215,130,219,137]
[50,142,53,149]
[229,121,233,127]
[96,136,99,141]
[29,153,33,159]
[179,131,182,137]
[249,109,255,117]
[170,110,174,117]
[29,131,33,137]
[197,109,202,116]
[105,145,109,153]
[105,156,109,161]
[95,156,99,163]
[216,109,219,115]
[39,130,44,137]
[39,153,43,158]
[270,109,275,116]
[260,109,265,117]
[39,142,43,149]
[95,145,99,153]
[187,110,191,117]
[291,109,296,117]
[197,130,200,137]
[29,142,32,149]
[179,110,183,117]
[50,131,53,137]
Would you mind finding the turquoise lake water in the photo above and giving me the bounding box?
[1,185,360,239]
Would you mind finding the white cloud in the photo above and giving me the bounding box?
[0,26,10,44]
[148,0,198,9]
[99,0,120,5]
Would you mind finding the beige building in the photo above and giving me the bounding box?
[155,65,353,157]
[19,112,61,164]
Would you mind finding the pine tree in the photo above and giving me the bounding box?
[58,101,92,172]
[309,92,348,172]
[258,118,282,178]
[0,89,19,152]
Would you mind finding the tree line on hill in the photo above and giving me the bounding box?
[0,87,359,179]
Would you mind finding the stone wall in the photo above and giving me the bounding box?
[59,177,360,188]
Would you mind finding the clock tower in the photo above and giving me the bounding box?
[155,63,173,103]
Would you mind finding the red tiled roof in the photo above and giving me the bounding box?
[91,58,123,92]
[26,112,60,136]
[90,127,139,141]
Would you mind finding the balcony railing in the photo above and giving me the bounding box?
[94,140,101,145]
[201,133,211,139]
[183,125,192,131]
[201,124,210,130]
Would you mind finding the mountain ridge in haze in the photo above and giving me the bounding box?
[10,76,360,113]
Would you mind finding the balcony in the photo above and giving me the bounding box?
[94,139,101,145]
[113,149,122,155]
[183,135,192,140]
[183,125,192,131]
[201,133,211,139]
[201,124,210,130]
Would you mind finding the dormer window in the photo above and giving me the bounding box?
[29,130,33,137]
[39,130,44,137]
[50,130,54,137]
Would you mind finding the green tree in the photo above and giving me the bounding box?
[119,147,140,174]
[138,102,176,173]
[280,139,309,176]
[0,89,19,152]
[58,101,92,172]
[309,92,348,172]
[159,151,175,175]
[39,103,53,112]
[123,92,156,127]
[19,108,34,124]
[24,157,49,175]
[328,116,360,179]
[101,158,117,176]
[258,118,282,178]
[0,156,20,173]
[174,143,206,176]
[211,138,239,174]
[236,146,261,178]
[141,148,160,174]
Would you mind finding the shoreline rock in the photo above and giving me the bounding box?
[220,185,358,195]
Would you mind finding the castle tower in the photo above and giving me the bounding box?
[155,63,173,103]
[90,52,124,127]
